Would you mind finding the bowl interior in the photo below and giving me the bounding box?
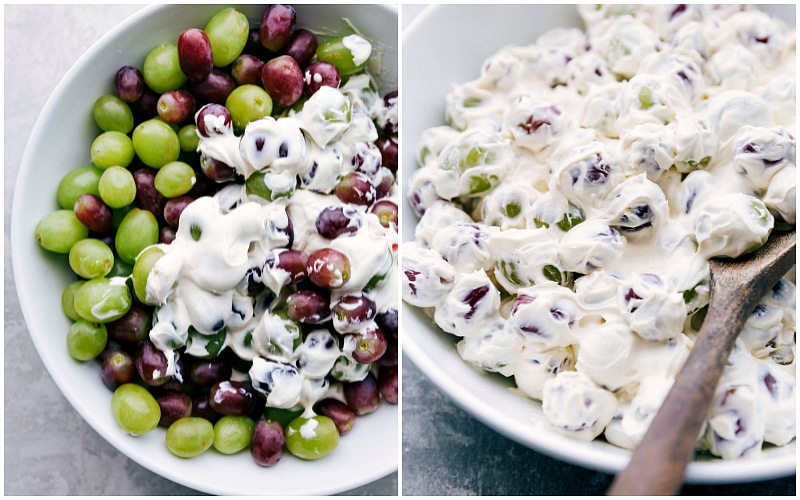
[401,3,796,484]
[12,4,397,496]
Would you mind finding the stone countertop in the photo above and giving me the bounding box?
[3,4,395,495]
[399,4,795,497]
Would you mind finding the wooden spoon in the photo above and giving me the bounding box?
[607,228,796,496]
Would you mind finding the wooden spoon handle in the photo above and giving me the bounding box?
[606,289,752,496]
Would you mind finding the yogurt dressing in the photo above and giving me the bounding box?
[404,4,795,459]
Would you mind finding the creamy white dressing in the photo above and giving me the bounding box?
[404,4,795,459]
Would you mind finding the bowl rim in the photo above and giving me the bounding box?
[400,2,796,485]
[12,3,398,496]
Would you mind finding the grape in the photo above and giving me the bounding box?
[92,94,134,133]
[98,166,136,209]
[261,55,304,108]
[133,167,168,215]
[374,135,398,174]
[178,124,200,152]
[316,35,371,77]
[115,65,144,103]
[378,365,398,404]
[166,417,215,458]
[205,7,249,67]
[101,350,136,390]
[157,89,196,124]
[177,28,213,83]
[73,193,112,234]
[259,4,296,51]
[200,156,237,182]
[131,243,164,305]
[315,205,362,239]
[90,131,135,169]
[283,28,318,68]
[245,171,294,202]
[213,415,255,455]
[132,119,180,169]
[209,380,256,416]
[285,415,339,460]
[263,249,308,285]
[334,172,376,206]
[188,68,236,104]
[159,226,177,244]
[164,195,194,229]
[68,238,114,279]
[195,103,233,138]
[231,54,265,86]
[115,208,158,264]
[112,383,161,436]
[315,398,355,436]
[190,358,233,388]
[285,289,331,324]
[143,42,187,94]
[306,248,351,289]
[154,161,196,198]
[135,339,171,386]
[73,276,131,323]
[61,280,84,321]
[303,61,341,97]
[161,354,191,392]
[191,394,223,424]
[343,372,380,415]
[349,324,387,364]
[381,91,398,135]
[331,293,377,334]
[156,391,193,427]
[370,199,398,230]
[225,84,273,131]
[106,304,152,344]
[57,165,103,209]
[35,210,89,254]
[66,319,108,361]
[250,419,285,467]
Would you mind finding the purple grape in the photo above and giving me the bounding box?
[190,358,233,388]
[134,339,171,386]
[200,156,237,182]
[189,68,236,104]
[157,89,196,124]
[129,86,159,123]
[285,289,332,324]
[259,4,296,51]
[115,65,144,103]
[350,141,382,177]
[191,393,223,423]
[303,61,341,96]
[160,354,191,392]
[370,199,398,230]
[164,195,194,229]
[343,372,380,416]
[156,390,193,427]
[251,419,285,467]
[283,28,318,68]
[159,226,176,244]
[261,55,304,108]
[315,398,355,436]
[381,91,398,135]
[307,248,351,289]
[195,103,233,137]
[231,54,265,86]
[375,135,398,175]
[106,304,152,344]
[378,365,398,404]
[177,28,213,83]
[334,172,376,206]
[101,350,135,390]
[331,293,377,334]
[73,193,112,234]
[349,324,387,364]
[373,167,395,201]
[209,380,256,416]
[264,249,308,285]
[315,205,362,239]
[375,309,398,337]
[133,167,167,216]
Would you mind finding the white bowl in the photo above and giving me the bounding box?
[401,4,795,484]
[11,4,397,496]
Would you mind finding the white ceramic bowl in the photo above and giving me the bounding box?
[12,4,397,496]
[401,4,795,484]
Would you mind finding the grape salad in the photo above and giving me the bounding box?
[35,4,398,467]
[403,4,795,460]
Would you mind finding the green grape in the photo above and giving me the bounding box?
[556,204,586,232]
[285,415,340,460]
[68,238,114,279]
[166,417,215,458]
[154,161,196,198]
[115,208,159,264]
[66,318,108,361]
[204,8,249,67]
[132,245,165,305]
[111,205,132,231]
[212,415,255,455]
[61,280,85,321]
[132,119,181,169]
[92,94,134,133]
[98,166,137,209]
[73,276,132,323]
[90,131,135,169]
[178,124,200,152]
[316,35,372,77]
[226,85,273,132]
[143,43,187,94]
[245,171,294,202]
[56,165,103,209]
[35,210,89,254]
[112,383,161,436]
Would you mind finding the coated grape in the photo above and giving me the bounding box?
[285,415,339,460]
[73,276,132,323]
[306,248,351,289]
